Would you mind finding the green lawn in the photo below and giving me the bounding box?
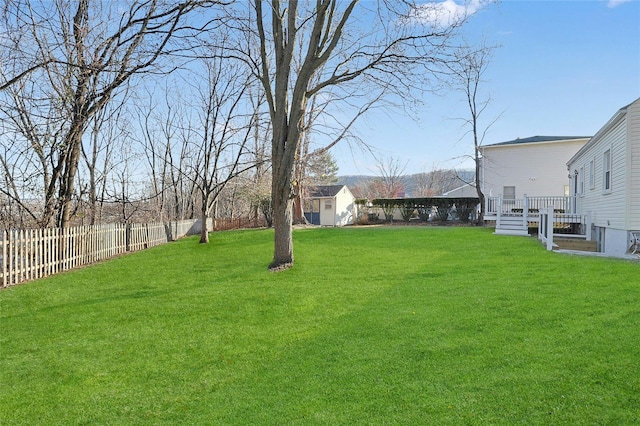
[1,226,639,425]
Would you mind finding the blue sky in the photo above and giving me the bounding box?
[332,0,640,175]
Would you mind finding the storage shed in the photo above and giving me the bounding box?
[304,185,356,226]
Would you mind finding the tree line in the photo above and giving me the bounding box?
[1,0,492,269]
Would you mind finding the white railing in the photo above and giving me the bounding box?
[537,207,591,251]
[538,207,554,250]
[1,219,203,288]
[486,195,574,220]
[486,195,574,215]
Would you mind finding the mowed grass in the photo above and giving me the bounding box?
[1,226,639,425]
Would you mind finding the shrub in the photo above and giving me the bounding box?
[432,206,449,221]
[455,202,476,223]
[400,207,415,222]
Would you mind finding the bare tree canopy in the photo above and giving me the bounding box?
[231,0,471,270]
[1,0,488,264]
[445,40,499,224]
[188,37,263,243]
[0,0,224,227]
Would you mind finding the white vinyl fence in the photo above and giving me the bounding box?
[1,219,203,288]
[537,207,591,251]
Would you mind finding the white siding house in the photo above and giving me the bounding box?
[304,185,356,226]
[567,97,640,257]
[442,183,478,198]
[480,136,590,199]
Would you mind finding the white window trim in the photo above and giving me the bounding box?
[589,158,595,190]
[603,147,612,194]
[578,166,584,196]
[503,186,516,200]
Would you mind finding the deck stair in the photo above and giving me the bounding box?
[553,237,597,252]
[494,215,529,236]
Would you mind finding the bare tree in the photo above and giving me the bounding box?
[0,78,65,227]
[291,83,383,224]
[0,0,224,228]
[80,90,132,225]
[103,138,147,224]
[446,41,499,225]
[375,156,409,198]
[245,92,273,227]
[135,82,198,224]
[241,0,467,270]
[413,168,463,196]
[188,43,261,243]
[0,4,51,92]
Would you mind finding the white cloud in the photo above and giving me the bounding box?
[409,0,489,28]
[607,0,633,8]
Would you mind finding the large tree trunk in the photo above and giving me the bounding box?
[270,189,294,270]
[199,204,209,244]
[59,128,84,228]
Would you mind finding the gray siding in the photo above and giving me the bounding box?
[627,100,640,230]
[574,118,627,229]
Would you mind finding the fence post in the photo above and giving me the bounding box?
[2,230,6,288]
[523,194,529,230]
[496,195,502,229]
[585,212,592,241]
[538,210,544,242]
[546,206,554,251]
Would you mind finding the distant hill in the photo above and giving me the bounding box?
[336,170,475,198]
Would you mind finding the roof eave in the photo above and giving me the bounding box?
[567,107,628,167]
[481,137,590,151]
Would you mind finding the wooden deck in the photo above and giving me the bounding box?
[486,195,589,241]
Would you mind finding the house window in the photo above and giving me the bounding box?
[503,186,516,200]
[578,166,584,195]
[589,158,595,189]
[603,149,612,192]
[324,199,332,210]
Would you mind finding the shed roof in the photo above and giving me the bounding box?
[483,135,590,148]
[308,185,345,198]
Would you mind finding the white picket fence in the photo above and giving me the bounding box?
[1,219,202,288]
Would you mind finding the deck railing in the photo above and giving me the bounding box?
[538,207,591,250]
[486,195,574,218]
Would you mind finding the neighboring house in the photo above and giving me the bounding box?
[442,183,478,198]
[304,185,356,226]
[480,136,590,200]
[567,97,640,257]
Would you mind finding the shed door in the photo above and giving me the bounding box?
[304,199,321,225]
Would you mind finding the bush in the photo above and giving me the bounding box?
[417,207,430,221]
[401,207,415,222]
[455,202,476,223]
[432,206,449,222]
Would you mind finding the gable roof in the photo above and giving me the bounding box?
[568,97,640,165]
[307,185,345,198]
[483,135,591,148]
